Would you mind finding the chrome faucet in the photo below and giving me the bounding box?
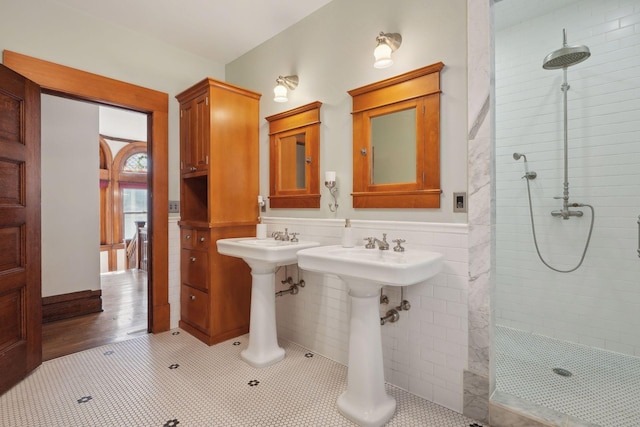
[272,228,290,241]
[373,233,389,250]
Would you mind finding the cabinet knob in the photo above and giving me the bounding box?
[190,166,197,172]
[185,234,191,240]
[199,237,205,242]
[189,294,196,301]
[190,257,196,262]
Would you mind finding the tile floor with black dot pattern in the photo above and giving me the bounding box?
[1,329,483,426]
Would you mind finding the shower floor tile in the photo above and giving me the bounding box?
[496,326,640,427]
[1,329,480,427]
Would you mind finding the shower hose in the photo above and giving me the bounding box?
[523,176,595,273]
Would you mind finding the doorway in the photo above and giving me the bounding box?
[39,96,151,360]
[3,50,170,335]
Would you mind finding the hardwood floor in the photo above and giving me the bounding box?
[42,269,148,361]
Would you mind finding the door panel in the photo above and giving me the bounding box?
[0,63,41,396]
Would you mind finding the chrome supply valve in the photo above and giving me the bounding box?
[380,309,399,325]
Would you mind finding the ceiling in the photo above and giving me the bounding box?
[51,0,335,64]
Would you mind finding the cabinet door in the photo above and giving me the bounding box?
[180,93,210,174]
[180,101,193,174]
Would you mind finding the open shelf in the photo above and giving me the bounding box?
[181,175,208,223]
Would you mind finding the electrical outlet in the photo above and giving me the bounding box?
[169,200,180,213]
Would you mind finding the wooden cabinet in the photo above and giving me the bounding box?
[176,78,261,345]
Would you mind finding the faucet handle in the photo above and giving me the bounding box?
[364,237,375,249]
[392,239,406,252]
[290,232,299,242]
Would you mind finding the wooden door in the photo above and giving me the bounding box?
[0,64,42,395]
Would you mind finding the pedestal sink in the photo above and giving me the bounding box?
[296,245,443,427]
[216,237,319,368]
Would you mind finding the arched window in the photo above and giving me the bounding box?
[123,152,148,172]
[113,141,148,242]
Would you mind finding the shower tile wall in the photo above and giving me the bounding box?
[495,0,640,356]
[262,218,470,414]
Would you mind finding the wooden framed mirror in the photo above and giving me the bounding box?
[349,62,443,208]
[266,101,322,208]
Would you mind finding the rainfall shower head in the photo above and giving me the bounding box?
[543,29,590,70]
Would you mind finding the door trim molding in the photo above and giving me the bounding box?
[3,50,170,333]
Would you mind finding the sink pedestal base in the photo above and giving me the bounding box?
[241,262,285,368]
[338,280,396,427]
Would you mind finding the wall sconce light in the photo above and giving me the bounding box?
[374,31,402,69]
[324,171,338,212]
[273,75,299,102]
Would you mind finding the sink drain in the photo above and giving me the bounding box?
[552,367,573,377]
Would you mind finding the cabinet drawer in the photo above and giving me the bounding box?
[181,249,208,291]
[195,231,209,249]
[181,228,209,249]
[181,228,195,249]
[181,285,209,332]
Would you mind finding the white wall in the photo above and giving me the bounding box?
[41,95,100,297]
[0,0,225,203]
[221,0,472,414]
[226,0,468,223]
[495,0,640,356]
[99,106,148,142]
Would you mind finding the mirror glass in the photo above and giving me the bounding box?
[278,132,306,190]
[370,109,416,184]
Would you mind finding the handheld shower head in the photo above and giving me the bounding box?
[514,152,534,178]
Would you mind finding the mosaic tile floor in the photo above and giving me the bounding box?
[1,329,481,427]
[496,326,640,427]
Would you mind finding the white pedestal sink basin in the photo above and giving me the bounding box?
[217,237,319,368]
[297,245,443,427]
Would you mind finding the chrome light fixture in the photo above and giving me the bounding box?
[273,75,299,102]
[324,171,338,212]
[374,31,402,69]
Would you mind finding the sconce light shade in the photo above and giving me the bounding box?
[273,75,299,102]
[374,32,402,69]
[273,82,288,102]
